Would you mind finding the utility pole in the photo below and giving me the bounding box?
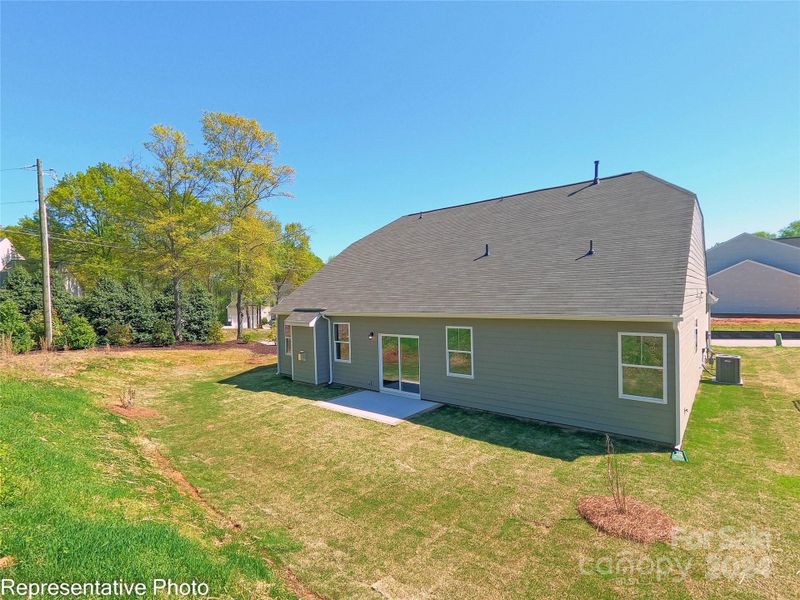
[37,159,53,348]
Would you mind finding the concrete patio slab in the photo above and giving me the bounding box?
[315,390,442,425]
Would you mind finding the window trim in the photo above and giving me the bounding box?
[333,322,351,364]
[618,332,667,404]
[284,323,292,356]
[445,326,474,379]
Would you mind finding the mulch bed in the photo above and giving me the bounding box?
[577,495,675,544]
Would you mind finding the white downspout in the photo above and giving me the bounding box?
[673,319,682,449]
[320,313,334,384]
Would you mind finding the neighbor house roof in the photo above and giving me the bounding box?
[707,232,800,276]
[275,171,699,319]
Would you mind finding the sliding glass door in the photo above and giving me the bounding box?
[379,334,420,397]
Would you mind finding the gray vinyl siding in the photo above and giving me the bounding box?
[328,315,676,444]
[315,320,330,383]
[276,315,291,376]
[290,324,317,384]
[677,202,709,444]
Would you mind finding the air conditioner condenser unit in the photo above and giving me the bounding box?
[714,354,742,385]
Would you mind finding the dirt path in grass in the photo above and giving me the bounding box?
[133,436,327,600]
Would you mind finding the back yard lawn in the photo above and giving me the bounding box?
[2,346,798,599]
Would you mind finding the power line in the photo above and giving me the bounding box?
[0,200,37,205]
[0,164,36,172]
[0,227,158,254]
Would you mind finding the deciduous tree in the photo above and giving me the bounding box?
[202,112,293,340]
[130,125,217,341]
[272,223,324,304]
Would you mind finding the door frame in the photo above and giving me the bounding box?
[377,333,421,399]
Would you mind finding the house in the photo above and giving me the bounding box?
[706,233,800,315]
[273,171,710,447]
[0,237,24,285]
[225,292,270,329]
[0,236,84,295]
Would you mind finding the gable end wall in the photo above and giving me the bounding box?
[677,201,709,444]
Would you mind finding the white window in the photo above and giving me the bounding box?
[334,322,351,363]
[446,326,473,378]
[618,332,667,403]
[284,324,292,356]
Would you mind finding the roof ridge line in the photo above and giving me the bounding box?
[404,171,636,217]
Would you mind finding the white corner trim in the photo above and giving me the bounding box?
[673,321,682,448]
[313,322,318,385]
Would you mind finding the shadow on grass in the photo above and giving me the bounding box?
[220,366,663,460]
[218,365,352,401]
[410,406,664,461]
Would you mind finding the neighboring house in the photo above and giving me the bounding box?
[0,236,84,295]
[226,293,270,329]
[274,171,710,447]
[0,237,25,285]
[706,233,800,315]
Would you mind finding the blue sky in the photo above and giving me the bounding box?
[1,1,798,259]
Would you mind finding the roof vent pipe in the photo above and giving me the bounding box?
[593,160,599,185]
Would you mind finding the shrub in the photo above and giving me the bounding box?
[121,278,156,343]
[106,323,133,346]
[80,276,128,337]
[239,331,256,344]
[265,327,277,342]
[0,300,34,353]
[118,385,136,408]
[149,319,175,347]
[206,321,225,344]
[0,266,79,320]
[182,283,215,342]
[0,266,39,315]
[29,310,64,350]
[60,315,97,350]
[260,317,270,327]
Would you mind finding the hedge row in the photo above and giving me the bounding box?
[0,267,222,353]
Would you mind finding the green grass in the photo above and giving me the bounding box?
[2,346,798,599]
[0,374,294,599]
[223,328,275,342]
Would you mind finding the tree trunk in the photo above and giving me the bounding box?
[236,288,243,342]
[173,277,183,342]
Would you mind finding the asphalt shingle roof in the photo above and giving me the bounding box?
[275,171,698,318]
